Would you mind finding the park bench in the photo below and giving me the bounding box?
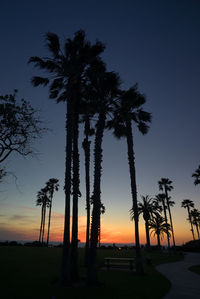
[104,257,135,271]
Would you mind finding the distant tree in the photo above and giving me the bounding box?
[46,178,59,246]
[0,90,43,165]
[149,213,171,248]
[158,178,175,248]
[107,85,151,274]
[181,199,195,240]
[192,165,200,185]
[36,187,50,244]
[130,195,160,249]
[190,209,200,239]
[154,193,170,248]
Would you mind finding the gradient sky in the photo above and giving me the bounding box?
[0,0,200,245]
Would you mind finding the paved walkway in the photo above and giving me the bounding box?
[156,252,200,298]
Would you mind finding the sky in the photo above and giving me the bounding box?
[0,0,200,245]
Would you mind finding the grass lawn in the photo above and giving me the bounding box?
[0,246,183,299]
[188,264,200,275]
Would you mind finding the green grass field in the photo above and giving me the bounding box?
[188,264,200,275]
[0,246,183,299]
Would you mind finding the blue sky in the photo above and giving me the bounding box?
[0,0,200,244]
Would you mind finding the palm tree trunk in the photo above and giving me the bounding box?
[83,116,91,266]
[195,223,200,239]
[157,232,161,248]
[71,111,80,281]
[187,207,195,240]
[46,196,53,247]
[87,112,106,285]
[126,119,143,274]
[145,220,150,249]
[61,99,73,284]
[165,190,176,247]
[42,204,46,245]
[98,217,101,248]
[162,199,170,248]
[39,205,44,243]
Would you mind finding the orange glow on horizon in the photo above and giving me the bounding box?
[0,209,194,246]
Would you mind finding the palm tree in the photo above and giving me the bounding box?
[181,199,195,240]
[154,193,170,248]
[81,112,94,266]
[190,209,200,239]
[98,202,106,248]
[107,85,151,274]
[36,187,50,245]
[149,213,171,248]
[158,178,175,248]
[192,165,200,185]
[87,61,120,285]
[46,178,59,246]
[130,195,160,249]
[29,30,105,283]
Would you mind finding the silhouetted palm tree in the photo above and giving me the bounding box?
[46,178,59,246]
[149,213,171,248]
[192,165,200,185]
[191,209,200,239]
[98,202,105,248]
[154,193,170,248]
[107,85,151,274]
[181,199,195,240]
[29,30,105,283]
[81,112,94,266]
[158,178,175,247]
[130,195,160,249]
[86,61,120,285]
[36,187,50,245]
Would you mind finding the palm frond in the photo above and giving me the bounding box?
[31,76,49,87]
[46,32,60,58]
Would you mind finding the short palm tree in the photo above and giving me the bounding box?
[154,193,170,248]
[158,178,175,247]
[181,199,195,240]
[192,165,200,185]
[149,213,171,248]
[107,85,151,274]
[36,187,50,245]
[130,195,160,249]
[190,209,200,239]
[46,178,59,246]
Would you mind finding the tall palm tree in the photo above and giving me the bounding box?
[36,187,50,245]
[130,195,160,249]
[87,62,120,285]
[190,209,200,239]
[192,165,200,185]
[29,30,105,283]
[46,178,59,246]
[107,85,151,274]
[81,112,94,266]
[154,193,170,248]
[181,199,195,240]
[158,178,175,248]
[149,213,171,248]
[98,202,105,248]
